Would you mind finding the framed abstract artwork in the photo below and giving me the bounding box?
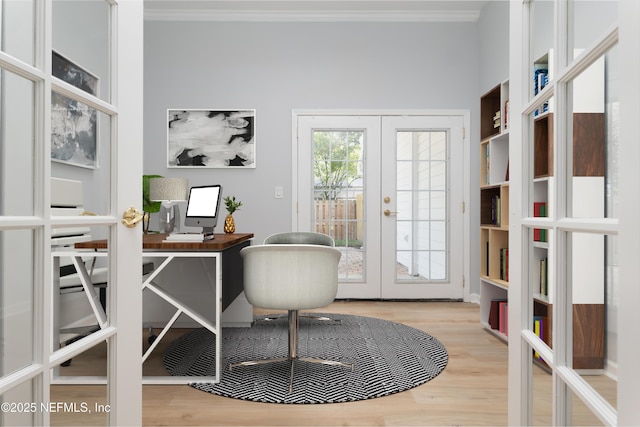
[167,109,256,168]
[51,50,99,169]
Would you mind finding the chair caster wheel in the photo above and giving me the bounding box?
[148,335,157,345]
[60,359,72,367]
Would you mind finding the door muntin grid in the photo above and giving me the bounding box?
[395,130,449,283]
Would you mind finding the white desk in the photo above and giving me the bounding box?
[52,233,253,385]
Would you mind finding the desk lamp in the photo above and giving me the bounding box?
[149,177,188,233]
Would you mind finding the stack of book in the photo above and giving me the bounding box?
[533,68,549,116]
[533,202,547,242]
[488,299,508,337]
[493,110,501,129]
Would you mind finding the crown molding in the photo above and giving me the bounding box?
[144,9,481,22]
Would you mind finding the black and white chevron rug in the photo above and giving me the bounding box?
[164,313,448,404]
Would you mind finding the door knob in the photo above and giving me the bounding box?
[383,209,398,217]
[122,207,144,228]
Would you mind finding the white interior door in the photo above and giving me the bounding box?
[0,2,143,426]
[296,112,465,300]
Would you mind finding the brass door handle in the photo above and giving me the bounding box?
[384,209,398,217]
[122,207,144,228]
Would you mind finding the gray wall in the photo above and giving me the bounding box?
[144,21,483,248]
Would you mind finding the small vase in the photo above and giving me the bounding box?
[143,212,151,234]
[224,213,236,234]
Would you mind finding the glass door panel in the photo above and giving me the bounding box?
[50,381,108,426]
[1,0,35,66]
[312,129,364,282]
[569,1,618,61]
[0,68,35,216]
[531,0,554,102]
[53,0,111,103]
[0,229,35,378]
[395,130,448,282]
[532,363,553,426]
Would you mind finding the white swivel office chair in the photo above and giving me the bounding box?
[229,232,354,393]
[260,231,340,323]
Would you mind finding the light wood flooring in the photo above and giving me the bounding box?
[50,301,614,426]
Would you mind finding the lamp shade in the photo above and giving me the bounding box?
[149,177,189,202]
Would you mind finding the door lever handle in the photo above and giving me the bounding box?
[383,209,398,217]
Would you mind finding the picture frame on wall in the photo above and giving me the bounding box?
[167,109,256,168]
[50,50,99,169]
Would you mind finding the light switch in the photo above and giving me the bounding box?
[275,186,283,199]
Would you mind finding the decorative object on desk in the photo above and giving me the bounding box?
[164,313,448,404]
[223,195,242,234]
[142,174,163,233]
[51,50,99,169]
[149,177,189,234]
[167,109,255,168]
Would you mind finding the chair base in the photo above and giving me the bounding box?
[258,313,341,324]
[229,356,354,393]
[229,310,354,393]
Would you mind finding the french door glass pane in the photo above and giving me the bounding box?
[51,106,112,213]
[568,48,617,219]
[52,226,111,359]
[571,389,606,426]
[395,130,448,282]
[312,130,364,281]
[569,1,618,61]
[0,229,35,377]
[0,1,35,66]
[50,379,108,426]
[0,68,35,216]
[532,363,553,426]
[1,379,36,426]
[531,0,554,101]
[569,232,617,408]
[53,0,111,103]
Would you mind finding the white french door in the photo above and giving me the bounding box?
[0,2,143,426]
[295,112,466,300]
[380,116,464,299]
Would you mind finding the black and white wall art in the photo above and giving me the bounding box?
[167,109,256,168]
[51,50,99,169]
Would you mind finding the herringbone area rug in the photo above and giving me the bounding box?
[164,313,448,404]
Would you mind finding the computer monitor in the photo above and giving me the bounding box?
[184,185,223,235]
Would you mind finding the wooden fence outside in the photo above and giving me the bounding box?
[314,197,363,242]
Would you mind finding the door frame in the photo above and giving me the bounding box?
[292,109,471,302]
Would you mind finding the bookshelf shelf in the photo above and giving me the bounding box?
[479,80,510,338]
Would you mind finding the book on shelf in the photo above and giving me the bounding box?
[492,195,501,226]
[533,316,547,361]
[488,299,507,331]
[504,100,509,130]
[499,301,508,336]
[485,241,490,276]
[485,144,490,185]
[539,257,548,296]
[499,248,509,282]
[533,202,547,242]
[163,232,214,242]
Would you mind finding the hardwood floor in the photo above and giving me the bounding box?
[50,300,617,426]
[52,301,510,426]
